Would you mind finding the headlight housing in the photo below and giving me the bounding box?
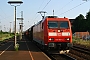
[65,38,70,40]
[49,38,54,41]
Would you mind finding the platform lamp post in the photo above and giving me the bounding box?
[8,0,23,50]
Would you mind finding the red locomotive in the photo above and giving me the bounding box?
[25,16,73,54]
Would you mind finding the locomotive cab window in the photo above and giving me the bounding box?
[48,21,58,28]
[59,21,69,28]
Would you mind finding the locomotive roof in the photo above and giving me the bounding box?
[34,16,69,26]
[45,16,58,18]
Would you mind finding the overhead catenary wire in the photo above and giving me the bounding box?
[42,0,51,10]
[56,0,74,13]
[23,0,45,28]
[58,0,89,16]
[38,0,45,10]
[32,0,75,26]
[0,8,9,19]
[32,0,52,25]
[0,7,7,19]
[30,0,45,25]
[0,10,21,32]
[0,9,21,21]
[32,0,45,20]
[0,7,20,21]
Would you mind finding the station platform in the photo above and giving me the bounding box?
[0,36,51,60]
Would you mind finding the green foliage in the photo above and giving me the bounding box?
[86,10,90,20]
[86,11,90,31]
[72,10,90,32]
[72,14,85,32]
[0,31,14,41]
[73,37,90,47]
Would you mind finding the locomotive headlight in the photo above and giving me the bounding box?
[49,38,54,41]
[58,30,60,32]
[66,38,70,40]
[67,38,69,40]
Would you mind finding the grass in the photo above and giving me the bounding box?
[73,36,90,47]
[0,34,14,41]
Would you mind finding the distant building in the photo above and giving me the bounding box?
[74,32,90,40]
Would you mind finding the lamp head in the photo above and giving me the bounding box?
[8,1,23,4]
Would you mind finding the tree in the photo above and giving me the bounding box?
[86,10,90,31]
[86,10,90,20]
[72,14,86,32]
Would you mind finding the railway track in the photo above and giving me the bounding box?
[68,45,90,60]
[33,41,76,60]
[72,45,90,55]
[0,36,16,46]
[0,40,8,46]
[50,54,76,60]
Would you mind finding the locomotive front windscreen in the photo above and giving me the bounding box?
[48,21,69,28]
[48,21,58,28]
[59,21,69,28]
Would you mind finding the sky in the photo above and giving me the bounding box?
[0,0,90,32]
